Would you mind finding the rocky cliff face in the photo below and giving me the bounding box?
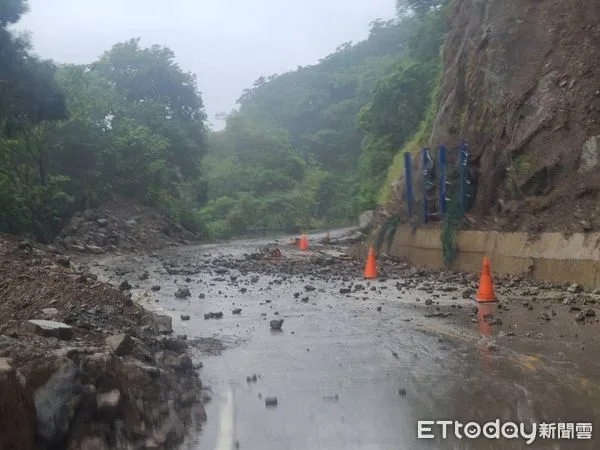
[431,0,600,232]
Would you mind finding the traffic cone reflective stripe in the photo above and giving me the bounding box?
[364,245,377,279]
[476,256,496,302]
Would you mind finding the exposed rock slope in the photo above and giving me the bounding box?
[431,0,600,232]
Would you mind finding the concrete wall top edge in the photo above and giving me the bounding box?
[391,226,600,261]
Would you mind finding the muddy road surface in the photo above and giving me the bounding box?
[87,231,600,449]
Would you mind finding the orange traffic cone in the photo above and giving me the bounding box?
[364,245,377,279]
[299,234,309,251]
[476,256,496,302]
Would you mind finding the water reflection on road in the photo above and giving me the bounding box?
[93,233,600,450]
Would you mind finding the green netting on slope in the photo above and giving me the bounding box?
[440,151,464,265]
[441,195,462,265]
[384,144,472,264]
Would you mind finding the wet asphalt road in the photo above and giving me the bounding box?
[91,231,600,450]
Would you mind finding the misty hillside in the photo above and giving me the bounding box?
[0,0,448,242]
[201,6,445,237]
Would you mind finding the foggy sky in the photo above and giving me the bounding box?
[16,0,395,129]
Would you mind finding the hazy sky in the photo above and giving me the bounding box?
[16,0,396,128]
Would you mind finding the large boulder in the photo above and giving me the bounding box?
[26,320,73,341]
[153,315,173,334]
[34,359,82,443]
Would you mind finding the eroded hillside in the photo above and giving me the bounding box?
[431,0,600,232]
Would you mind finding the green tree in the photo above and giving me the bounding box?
[92,38,207,182]
[0,20,210,239]
[205,114,305,197]
[234,18,417,174]
[0,0,69,239]
[0,0,67,134]
[354,7,446,208]
[201,7,447,236]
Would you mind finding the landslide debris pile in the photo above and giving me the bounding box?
[429,0,600,233]
[0,235,206,450]
[55,198,199,255]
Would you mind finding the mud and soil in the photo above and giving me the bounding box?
[424,0,600,235]
[0,234,207,450]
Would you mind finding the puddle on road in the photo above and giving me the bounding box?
[90,237,600,450]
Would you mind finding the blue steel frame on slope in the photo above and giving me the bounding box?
[421,148,430,224]
[438,145,446,216]
[402,142,469,222]
[404,152,413,218]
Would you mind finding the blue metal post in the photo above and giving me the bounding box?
[459,141,467,216]
[422,148,429,224]
[404,152,413,218]
[439,145,446,217]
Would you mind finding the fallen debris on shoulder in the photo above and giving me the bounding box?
[0,234,207,450]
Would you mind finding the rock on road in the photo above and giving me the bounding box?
[89,231,600,450]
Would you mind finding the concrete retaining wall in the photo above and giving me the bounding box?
[381,227,600,289]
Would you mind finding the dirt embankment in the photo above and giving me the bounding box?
[54,197,200,256]
[420,0,600,234]
[0,235,207,449]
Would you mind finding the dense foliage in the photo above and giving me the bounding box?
[0,0,446,241]
[201,2,447,236]
[0,2,207,241]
